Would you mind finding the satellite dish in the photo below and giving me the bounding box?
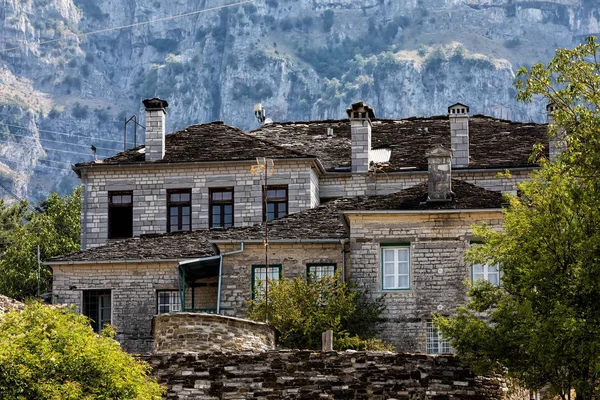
[264,118,273,125]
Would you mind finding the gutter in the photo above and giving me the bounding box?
[44,257,202,266]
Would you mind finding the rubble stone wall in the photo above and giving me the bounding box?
[148,351,506,399]
[153,313,275,354]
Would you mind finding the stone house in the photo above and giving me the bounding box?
[47,98,551,353]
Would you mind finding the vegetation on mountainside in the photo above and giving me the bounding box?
[435,36,600,400]
[0,301,164,399]
[0,187,81,299]
[247,271,392,351]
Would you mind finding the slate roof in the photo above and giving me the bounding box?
[75,121,313,168]
[249,116,548,172]
[49,180,502,263]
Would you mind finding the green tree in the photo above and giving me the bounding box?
[247,272,391,351]
[0,187,81,299]
[0,301,164,399]
[435,37,600,400]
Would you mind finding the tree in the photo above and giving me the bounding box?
[0,187,81,299]
[435,37,600,400]
[0,301,164,399]
[247,272,391,351]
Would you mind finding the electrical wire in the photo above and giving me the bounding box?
[0,0,257,54]
[0,123,130,145]
[3,130,123,153]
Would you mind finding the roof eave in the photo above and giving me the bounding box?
[341,208,504,215]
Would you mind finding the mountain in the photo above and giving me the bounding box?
[0,0,598,200]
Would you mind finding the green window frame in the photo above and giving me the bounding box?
[306,263,337,281]
[251,264,282,299]
[381,243,411,290]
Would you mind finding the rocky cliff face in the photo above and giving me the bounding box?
[0,0,598,199]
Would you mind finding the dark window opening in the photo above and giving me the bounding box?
[157,290,181,314]
[82,290,111,333]
[210,188,234,228]
[108,192,133,239]
[264,185,288,222]
[168,189,191,232]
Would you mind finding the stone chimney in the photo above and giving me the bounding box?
[346,101,375,173]
[142,98,169,162]
[426,145,453,202]
[546,102,565,160]
[448,103,470,168]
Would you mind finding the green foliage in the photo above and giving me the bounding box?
[247,272,388,350]
[71,102,88,119]
[149,38,179,53]
[504,37,521,49]
[0,187,81,299]
[74,0,108,21]
[265,0,278,8]
[437,36,600,400]
[0,302,164,399]
[321,10,335,33]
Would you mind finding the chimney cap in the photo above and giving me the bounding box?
[426,144,453,159]
[142,97,169,110]
[546,102,558,112]
[346,101,375,119]
[448,102,469,114]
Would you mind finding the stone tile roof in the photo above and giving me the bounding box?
[75,122,313,167]
[249,115,548,171]
[49,232,217,262]
[49,181,502,263]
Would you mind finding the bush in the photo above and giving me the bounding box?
[322,10,334,33]
[0,302,164,399]
[504,37,521,49]
[247,272,389,350]
[149,38,178,53]
[265,0,278,8]
[71,102,88,119]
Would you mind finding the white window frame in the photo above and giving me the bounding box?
[157,290,181,315]
[426,321,454,354]
[252,265,281,299]
[381,245,411,290]
[471,263,501,287]
[307,263,337,281]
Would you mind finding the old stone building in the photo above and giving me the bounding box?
[48,98,552,354]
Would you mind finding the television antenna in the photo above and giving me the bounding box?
[250,156,275,321]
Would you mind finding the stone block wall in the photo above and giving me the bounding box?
[81,160,319,248]
[147,351,506,399]
[153,313,275,354]
[51,261,180,353]
[217,242,345,317]
[347,211,503,352]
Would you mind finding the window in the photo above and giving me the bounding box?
[209,188,234,228]
[472,263,501,286]
[251,264,282,298]
[82,290,111,333]
[381,245,410,290]
[167,189,191,232]
[264,185,288,221]
[157,290,181,314]
[108,192,133,239]
[426,321,454,354]
[307,263,337,281]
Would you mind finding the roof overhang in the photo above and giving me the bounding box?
[210,238,346,244]
[45,257,207,266]
[179,255,221,281]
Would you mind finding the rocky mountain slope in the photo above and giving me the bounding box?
[0,0,598,199]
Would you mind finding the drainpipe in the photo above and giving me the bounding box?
[217,242,245,314]
[340,239,347,282]
[81,169,88,249]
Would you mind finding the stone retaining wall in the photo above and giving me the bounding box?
[148,351,505,399]
[153,313,275,354]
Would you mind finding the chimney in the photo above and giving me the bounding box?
[142,97,169,162]
[426,145,453,202]
[448,103,470,168]
[546,102,565,160]
[346,101,375,173]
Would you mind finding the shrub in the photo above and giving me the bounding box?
[322,10,334,33]
[149,38,178,53]
[0,302,164,399]
[71,102,88,119]
[247,272,389,350]
[265,0,278,8]
[504,37,521,49]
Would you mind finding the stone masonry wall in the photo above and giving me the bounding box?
[347,211,504,352]
[148,351,506,399]
[81,160,318,248]
[153,313,275,354]
[52,261,180,353]
[217,242,345,317]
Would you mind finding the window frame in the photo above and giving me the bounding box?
[251,264,282,299]
[209,187,234,228]
[426,321,454,354]
[82,289,112,333]
[306,263,337,281]
[380,243,411,291]
[167,189,192,233]
[263,185,288,222]
[471,263,501,287]
[108,191,133,239]
[156,290,181,315]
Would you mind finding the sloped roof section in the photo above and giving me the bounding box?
[250,116,548,172]
[75,121,313,167]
